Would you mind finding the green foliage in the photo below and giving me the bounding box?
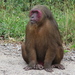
[0,0,75,43]
[70,44,75,49]
[64,50,69,53]
[0,9,28,39]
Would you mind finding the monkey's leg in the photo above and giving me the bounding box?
[44,48,55,72]
[52,46,65,70]
[24,47,38,70]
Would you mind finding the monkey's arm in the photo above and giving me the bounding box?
[25,26,37,68]
[44,45,56,72]
[28,48,37,67]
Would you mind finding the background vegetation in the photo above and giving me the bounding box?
[0,0,75,44]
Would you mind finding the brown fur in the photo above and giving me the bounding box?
[21,5,64,72]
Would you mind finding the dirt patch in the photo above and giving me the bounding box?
[0,40,75,75]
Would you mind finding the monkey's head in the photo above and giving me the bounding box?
[29,5,53,24]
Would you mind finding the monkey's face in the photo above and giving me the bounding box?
[29,9,42,24]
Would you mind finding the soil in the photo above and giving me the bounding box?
[0,40,75,75]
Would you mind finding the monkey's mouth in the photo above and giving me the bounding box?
[30,20,37,24]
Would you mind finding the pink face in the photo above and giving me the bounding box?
[30,10,42,24]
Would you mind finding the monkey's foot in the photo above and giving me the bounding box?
[36,64,44,70]
[52,64,65,70]
[45,68,53,72]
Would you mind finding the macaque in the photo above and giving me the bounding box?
[21,5,65,72]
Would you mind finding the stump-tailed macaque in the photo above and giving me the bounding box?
[21,5,65,72]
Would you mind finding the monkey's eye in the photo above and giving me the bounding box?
[32,11,38,14]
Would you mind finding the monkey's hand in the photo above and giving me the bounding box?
[44,62,53,72]
[24,61,36,70]
[23,66,32,70]
[29,61,37,69]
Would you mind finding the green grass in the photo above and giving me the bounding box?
[0,9,29,40]
[64,50,69,53]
